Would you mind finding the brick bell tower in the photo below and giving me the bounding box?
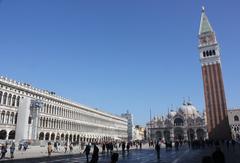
[198,7,231,140]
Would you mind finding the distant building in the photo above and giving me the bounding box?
[146,101,207,141]
[228,109,240,140]
[134,125,145,140]
[121,111,134,141]
[0,76,128,144]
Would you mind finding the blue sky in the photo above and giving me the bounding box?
[0,0,240,125]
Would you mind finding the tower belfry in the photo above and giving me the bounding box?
[198,7,231,140]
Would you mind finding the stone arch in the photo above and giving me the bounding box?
[12,95,16,106]
[6,111,10,124]
[10,112,14,124]
[16,96,20,107]
[234,115,239,122]
[69,134,72,142]
[1,110,5,123]
[3,92,7,105]
[0,130,7,139]
[163,130,170,141]
[174,117,184,126]
[51,133,55,141]
[61,133,64,141]
[155,131,162,140]
[174,127,184,140]
[8,130,15,139]
[45,132,50,140]
[65,134,69,141]
[73,134,76,142]
[7,94,12,106]
[0,91,2,104]
[196,128,205,140]
[187,128,195,141]
[56,133,60,140]
[77,135,80,142]
[39,132,44,140]
[5,111,10,124]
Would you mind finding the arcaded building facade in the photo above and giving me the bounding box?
[0,76,127,143]
[146,102,208,142]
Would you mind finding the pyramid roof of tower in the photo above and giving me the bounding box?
[199,7,213,35]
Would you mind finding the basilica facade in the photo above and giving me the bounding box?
[146,102,208,142]
[0,76,128,144]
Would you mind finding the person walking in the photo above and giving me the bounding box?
[155,142,160,160]
[47,142,53,157]
[102,143,106,154]
[126,142,130,153]
[10,142,15,159]
[121,142,125,152]
[0,144,7,159]
[90,144,99,163]
[23,142,28,151]
[84,143,91,163]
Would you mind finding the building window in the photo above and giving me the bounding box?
[3,92,7,105]
[0,91,2,104]
[234,115,239,121]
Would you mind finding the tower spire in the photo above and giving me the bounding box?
[199,7,213,35]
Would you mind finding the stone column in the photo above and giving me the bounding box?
[15,97,31,142]
[194,129,197,140]
[170,128,174,141]
[184,129,188,141]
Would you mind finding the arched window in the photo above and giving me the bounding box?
[206,51,209,56]
[213,50,216,55]
[0,91,2,104]
[203,51,206,57]
[210,50,213,56]
[39,132,44,140]
[6,111,10,124]
[46,104,49,113]
[1,111,5,123]
[10,112,14,124]
[7,94,12,106]
[12,95,16,106]
[16,96,20,107]
[45,132,50,140]
[0,130,7,140]
[174,118,184,126]
[8,130,15,139]
[234,115,239,121]
[3,92,7,105]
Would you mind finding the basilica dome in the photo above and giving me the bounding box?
[168,110,177,118]
[179,102,199,117]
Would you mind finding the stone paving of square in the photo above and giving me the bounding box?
[1,143,240,163]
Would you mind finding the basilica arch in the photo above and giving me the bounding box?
[155,131,162,140]
[174,117,184,126]
[187,128,195,141]
[174,127,184,140]
[163,130,170,141]
[196,128,205,140]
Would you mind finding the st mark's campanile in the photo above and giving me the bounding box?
[198,7,231,140]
